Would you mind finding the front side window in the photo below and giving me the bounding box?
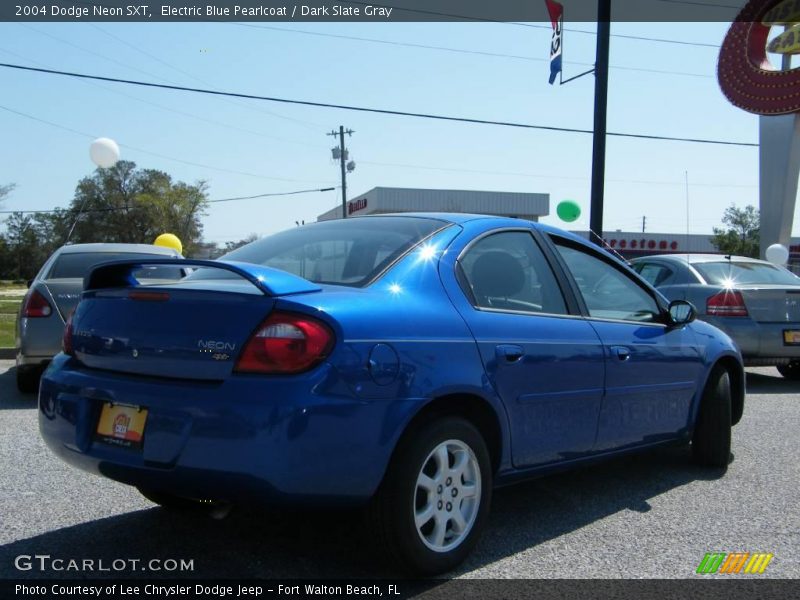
[458,231,567,315]
[555,241,661,323]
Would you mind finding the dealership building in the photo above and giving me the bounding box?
[317,187,800,266]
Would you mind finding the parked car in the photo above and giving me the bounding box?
[631,254,800,378]
[39,215,743,574]
[16,243,182,392]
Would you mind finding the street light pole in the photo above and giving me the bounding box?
[589,0,611,247]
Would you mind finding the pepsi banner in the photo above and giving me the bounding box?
[545,0,564,84]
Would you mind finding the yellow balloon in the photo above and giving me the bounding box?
[153,233,183,255]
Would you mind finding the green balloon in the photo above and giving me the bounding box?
[557,200,581,223]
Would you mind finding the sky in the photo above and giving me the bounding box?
[0,17,788,246]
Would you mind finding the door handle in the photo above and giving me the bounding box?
[496,344,524,363]
[611,346,631,361]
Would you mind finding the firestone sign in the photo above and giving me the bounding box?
[718,0,800,115]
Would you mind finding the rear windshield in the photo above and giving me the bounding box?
[694,261,800,286]
[201,216,446,287]
[48,253,180,279]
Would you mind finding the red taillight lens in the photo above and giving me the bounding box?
[22,289,52,318]
[63,313,74,356]
[234,312,334,374]
[707,290,748,317]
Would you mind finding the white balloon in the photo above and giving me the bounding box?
[765,243,790,266]
[89,137,120,168]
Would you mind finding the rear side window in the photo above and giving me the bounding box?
[458,231,567,315]
[694,261,800,286]
[48,253,178,279]
[636,262,675,287]
[210,217,446,287]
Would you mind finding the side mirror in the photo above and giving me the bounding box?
[668,300,696,326]
[26,279,33,289]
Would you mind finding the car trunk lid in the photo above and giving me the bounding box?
[737,285,800,323]
[70,259,320,380]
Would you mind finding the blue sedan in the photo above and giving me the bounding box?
[39,214,744,574]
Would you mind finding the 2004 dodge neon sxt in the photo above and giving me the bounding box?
[39,214,744,574]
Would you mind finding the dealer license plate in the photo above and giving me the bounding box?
[95,403,148,449]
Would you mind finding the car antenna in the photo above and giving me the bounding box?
[587,226,629,265]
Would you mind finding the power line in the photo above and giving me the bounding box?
[0,62,758,147]
[232,23,714,78]
[0,102,336,184]
[0,46,326,149]
[0,187,338,214]
[209,187,336,203]
[87,23,322,130]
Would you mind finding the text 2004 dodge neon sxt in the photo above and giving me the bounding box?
[39,214,744,574]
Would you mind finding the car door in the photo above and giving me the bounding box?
[551,237,705,450]
[452,229,606,468]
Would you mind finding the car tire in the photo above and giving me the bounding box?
[367,417,492,575]
[777,361,800,380]
[16,366,42,394]
[691,366,732,469]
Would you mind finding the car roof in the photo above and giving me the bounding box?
[56,243,180,256]
[359,212,588,241]
[631,253,769,265]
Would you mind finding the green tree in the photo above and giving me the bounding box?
[711,204,760,258]
[4,212,45,280]
[66,161,209,254]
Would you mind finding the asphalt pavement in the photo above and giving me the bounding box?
[0,360,797,579]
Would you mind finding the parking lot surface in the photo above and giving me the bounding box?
[1,360,797,579]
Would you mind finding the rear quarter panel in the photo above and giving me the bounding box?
[282,223,514,476]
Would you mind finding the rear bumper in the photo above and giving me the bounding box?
[39,354,416,505]
[702,317,800,364]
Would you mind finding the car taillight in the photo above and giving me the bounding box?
[63,313,74,356]
[706,290,748,317]
[235,311,334,374]
[22,289,52,318]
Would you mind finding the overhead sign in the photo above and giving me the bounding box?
[718,0,800,115]
[545,0,563,85]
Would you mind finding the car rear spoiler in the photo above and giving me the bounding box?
[84,259,321,297]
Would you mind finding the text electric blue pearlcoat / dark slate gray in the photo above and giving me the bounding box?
[39,215,743,508]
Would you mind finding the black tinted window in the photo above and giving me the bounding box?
[694,261,800,286]
[459,231,566,315]
[48,253,179,279]
[210,217,446,287]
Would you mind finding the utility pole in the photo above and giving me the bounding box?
[327,126,354,218]
[589,0,611,247]
[642,216,646,233]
